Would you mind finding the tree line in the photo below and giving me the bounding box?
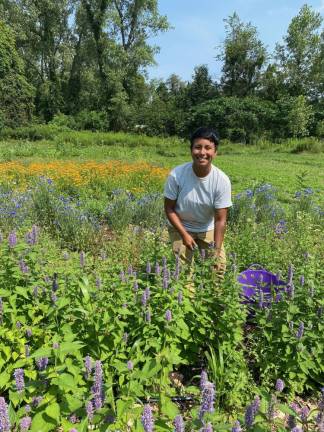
[0,1,323,141]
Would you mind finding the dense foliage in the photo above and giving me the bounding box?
[0,166,323,430]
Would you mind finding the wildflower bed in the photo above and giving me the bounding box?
[0,172,323,431]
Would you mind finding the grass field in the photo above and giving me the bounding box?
[0,129,323,194]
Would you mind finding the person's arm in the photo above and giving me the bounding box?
[164,197,197,250]
[214,208,228,256]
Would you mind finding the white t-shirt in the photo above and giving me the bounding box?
[164,162,232,232]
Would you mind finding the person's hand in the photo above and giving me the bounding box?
[182,233,197,251]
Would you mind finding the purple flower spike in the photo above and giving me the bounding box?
[133,280,138,292]
[14,368,25,393]
[141,404,154,432]
[127,360,134,371]
[275,379,285,392]
[296,322,304,340]
[173,415,184,432]
[25,345,30,358]
[19,259,29,274]
[86,401,94,421]
[300,406,310,422]
[291,427,302,432]
[155,262,161,275]
[8,231,17,248]
[232,420,242,432]
[20,416,32,431]
[245,396,260,428]
[0,397,11,431]
[36,357,48,371]
[69,429,78,432]
[199,381,215,420]
[95,276,101,289]
[201,423,213,432]
[26,329,32,338]
[32,396,43,407]
[91,360,104,410]
[145,310,151,323]
[165,309,172,322]
[200,370,208,390]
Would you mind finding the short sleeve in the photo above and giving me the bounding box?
[164,173,179,200]
[213,176,232,209]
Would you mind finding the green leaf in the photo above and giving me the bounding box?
[45,402,60,422]
[64,394,83,412]
[30,347,52,359]
[52,373,76,391]
[0,371,10,389]
[31,412,55,432]
[58,341,84,354]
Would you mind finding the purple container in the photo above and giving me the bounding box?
[237,265,286,308]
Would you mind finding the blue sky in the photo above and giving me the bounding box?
[147,0,324,81]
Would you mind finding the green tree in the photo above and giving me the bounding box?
[275,4,323,99]
[186,65,218,105]
[287,95,314,137]
[0,20,34,127]
[217,13,267,97]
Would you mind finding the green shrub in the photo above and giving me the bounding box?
[291,137,323,153]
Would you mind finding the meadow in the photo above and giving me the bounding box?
[0,126,323,432]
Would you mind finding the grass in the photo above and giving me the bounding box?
[0,128,323,194]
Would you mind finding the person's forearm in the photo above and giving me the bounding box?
[166,209,189,239]
[214,220,227,254]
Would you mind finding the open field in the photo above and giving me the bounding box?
[0,128,323,431]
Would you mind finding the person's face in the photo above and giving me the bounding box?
[191,138,217,169]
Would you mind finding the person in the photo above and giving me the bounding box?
[164,127,232,291]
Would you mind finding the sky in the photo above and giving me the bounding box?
[147,0,324,82]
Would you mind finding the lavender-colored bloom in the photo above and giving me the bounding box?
[86,401,94,420]
[52,342,59,349]
[199,381,215,420]
[232,420,242,432]
[25,344,30,358]
[19,259,29,274]
[14,368,25,393]
[177,291,183,305]
[69,429,78,432]
[300,406,310,422]
[146,261,151,274]
[162,275,169,290]
[141,404,154,432]
[0,397,10,432]
[127,265,133,275]
[32,396,43,407]
[26,328,32,338]
[145,310,151,323]
[201,424,213,432]
[165,309,172,322]
[52,273,58,291]
[80,251,86,267]
[133,280,138,292]
[20,416,32,431]
[127,360,133,371]
[33,286,39,297]
[200,370,208,390]
[36,357,48,371]
[296,322,304,340]
[245,396,260,428]
[173,415,184,432]
[16,321,22,329]
[69,414,77,424]
[275,379,285,392]
[91,360,104,410]
[155,262,161,275]
[8,231,17,248]
[299,275,305,286]
[51,291,57,303]
[291,427,302,432]
[286,283,295,299]
[24,404,31,413]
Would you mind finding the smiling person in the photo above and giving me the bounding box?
[164,127,232,291]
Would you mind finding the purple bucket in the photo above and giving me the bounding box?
[237,265,286,308]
